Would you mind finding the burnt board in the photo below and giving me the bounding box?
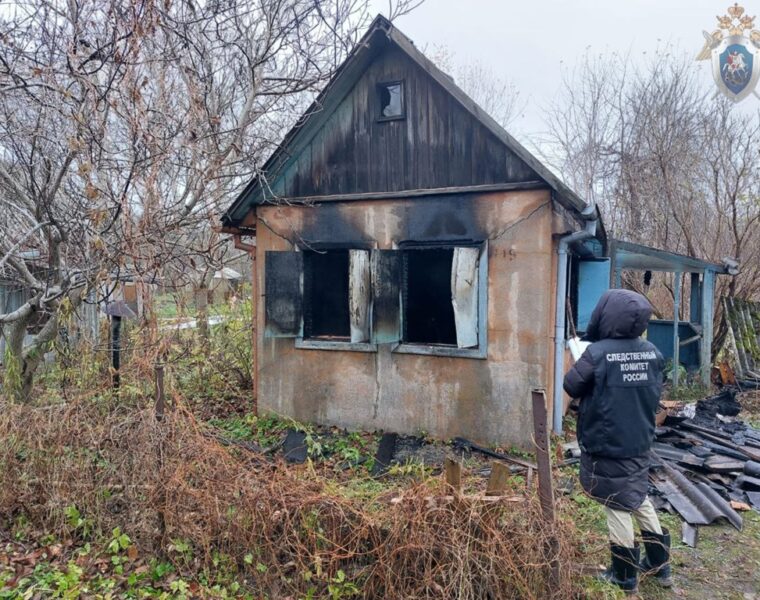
[260,45,538,201]
[264,251,303,338]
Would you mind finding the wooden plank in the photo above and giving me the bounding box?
[264,251,303,338]
[388,495,524,506]
[444,457,462,493]
[268,181,545,204]
[371,250,402,344]
[348,250,371,343]
[486,462,511,496]
[531,388,560,591]
[404,66,420,190]
[154,363,165,420]
[531,389,555,523]
[451,247,480,348]
[353,71,371,193]
[424,495,523,504]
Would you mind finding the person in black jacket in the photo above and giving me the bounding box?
[564,289,672,594]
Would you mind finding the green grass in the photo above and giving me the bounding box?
[154,293,183,319]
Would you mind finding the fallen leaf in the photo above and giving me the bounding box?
[127,545,138,561]
[13,549,43,565]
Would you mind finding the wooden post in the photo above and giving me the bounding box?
[444,457,462,494]
[532,389,555,522]
[672,272,681,387]
[155,363,165,420]
[531,388,560,591]
[486,462,510,496]
[111,315,121,389]
[701,270,715,386]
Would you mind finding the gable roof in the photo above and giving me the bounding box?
[222,14,593,228]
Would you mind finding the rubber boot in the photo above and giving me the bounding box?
[599,543,639,594]
[640,528,673,587]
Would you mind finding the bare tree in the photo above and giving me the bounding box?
[0,0,424,400]
[429,45,523,129]
[546,51,760,351]
[0,0,151,399]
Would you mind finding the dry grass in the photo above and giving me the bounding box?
[0,397,586,599]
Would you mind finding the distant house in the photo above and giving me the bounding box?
[221,16,732,446]
[0,251,49,362]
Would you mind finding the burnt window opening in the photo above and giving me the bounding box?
[403,248,457,345]
[378,81,404,120]
[401,245,482,349]
[303,250,351,340]
[265,245,484,353]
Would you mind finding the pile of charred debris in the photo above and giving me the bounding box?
[567,388,760,547]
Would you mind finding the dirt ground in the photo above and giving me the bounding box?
[573,500,760,599]
[572,389,760,600]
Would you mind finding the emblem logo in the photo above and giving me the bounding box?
[697,3,760,102]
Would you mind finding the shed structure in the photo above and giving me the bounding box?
[608,239,734,386]
[221,16,726,446]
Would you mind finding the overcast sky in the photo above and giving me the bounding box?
[375,0,757,140]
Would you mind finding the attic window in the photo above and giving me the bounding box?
[378,81,404,120]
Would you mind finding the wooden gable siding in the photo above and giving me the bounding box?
[269,46,539,199]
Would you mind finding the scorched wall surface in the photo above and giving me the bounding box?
[254,189,555,447]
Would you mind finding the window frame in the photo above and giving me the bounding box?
[376,80,406,122]
[393,240,488,359]
[295,243,378,353]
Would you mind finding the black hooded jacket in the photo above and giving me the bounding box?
[564,290,664,511]
[564,289,664,458]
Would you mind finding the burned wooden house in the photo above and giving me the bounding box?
[221,16,730,446]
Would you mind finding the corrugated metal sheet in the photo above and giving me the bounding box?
[650,462,742,530]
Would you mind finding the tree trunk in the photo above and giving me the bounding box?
[2,292,83,403]
[195,284,210,342]
[2,315,29,402]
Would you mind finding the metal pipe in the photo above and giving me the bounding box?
[552,204,597,435]
[233,233,256,252]
[673,273,681,388]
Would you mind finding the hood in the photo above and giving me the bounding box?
[584,289,653,342]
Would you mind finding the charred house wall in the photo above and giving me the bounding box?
[254,189,556,447]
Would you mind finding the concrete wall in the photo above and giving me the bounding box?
[253,189,558,447]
